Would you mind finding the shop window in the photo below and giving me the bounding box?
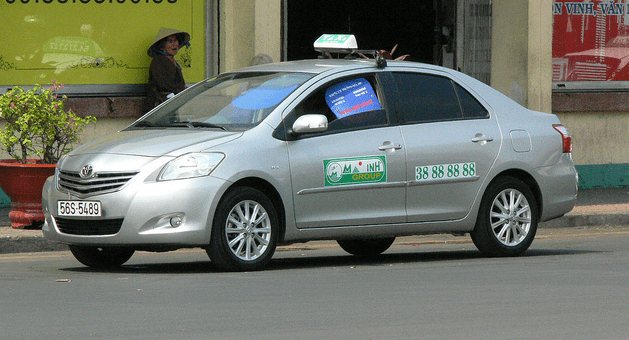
[553,0,629,90]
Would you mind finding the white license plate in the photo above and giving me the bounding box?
[58,201,102,217]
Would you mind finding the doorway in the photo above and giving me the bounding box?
[284,1,438,64]
[283,0,492,84]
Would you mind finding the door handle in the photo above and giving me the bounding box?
[471,134,494,143]
[379,141,403,151]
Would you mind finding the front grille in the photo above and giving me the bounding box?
[58,170,138,196]
[55,217,124,236]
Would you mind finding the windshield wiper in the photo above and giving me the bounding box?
[133,121,154,128]
[132,121,226,130]
[167,121,227,130]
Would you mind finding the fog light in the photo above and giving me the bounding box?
[170,216,183,228]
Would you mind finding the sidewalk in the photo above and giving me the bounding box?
[1,187,628,254]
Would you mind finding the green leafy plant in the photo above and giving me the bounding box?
[0,80,95,164]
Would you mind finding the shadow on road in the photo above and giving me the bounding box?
[267,248,597,271]
[60,247,598,274]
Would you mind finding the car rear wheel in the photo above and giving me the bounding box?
[207,187,279,271]
[68,245,135,268]
[337,237,396,257]
[471,176,538,256]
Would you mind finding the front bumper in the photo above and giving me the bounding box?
[42,172,229,248]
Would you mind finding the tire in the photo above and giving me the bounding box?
[471,176,538,257]
[207,187,279,271]
[337,237,395,257]
[69,245,135,268]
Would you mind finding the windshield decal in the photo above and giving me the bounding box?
[232,85,298,110]
[232,73,308,110]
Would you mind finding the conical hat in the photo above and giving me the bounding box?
[147,27,191,56]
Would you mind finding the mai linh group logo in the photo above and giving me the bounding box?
[324,156,387,186]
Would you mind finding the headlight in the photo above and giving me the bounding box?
[158,153,224,181]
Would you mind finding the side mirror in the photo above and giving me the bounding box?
[291,114,329,134]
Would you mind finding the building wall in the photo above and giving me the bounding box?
[219,0,281,72]
[491,0,552,113]
[491,0,628,188]
[554,93,629,188]
[491,0,530,108]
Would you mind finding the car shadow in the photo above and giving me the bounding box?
[265,248,597,271]
[60,247,598,274]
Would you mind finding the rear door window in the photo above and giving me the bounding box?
[454,83,489,118]
[390,72,488,123]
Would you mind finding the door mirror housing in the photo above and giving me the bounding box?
[291,114,329,134]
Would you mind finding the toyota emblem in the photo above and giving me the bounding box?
[80,165,94,178]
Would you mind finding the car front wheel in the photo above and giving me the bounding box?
[207,187,279,271]
[68,245,135,268]
[471,176,538,257]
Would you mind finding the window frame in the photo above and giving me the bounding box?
[384,71,489,125]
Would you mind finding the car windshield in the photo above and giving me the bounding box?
[131,72,313,131]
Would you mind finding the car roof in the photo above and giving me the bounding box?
[225,58,522,113]
[230,58,446,75]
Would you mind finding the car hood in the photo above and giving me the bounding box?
[70,129,243,157]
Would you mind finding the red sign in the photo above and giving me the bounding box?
[553,0,629,81]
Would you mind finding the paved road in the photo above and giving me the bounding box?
[1,226,629,340]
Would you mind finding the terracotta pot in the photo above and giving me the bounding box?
[0,160,56,229]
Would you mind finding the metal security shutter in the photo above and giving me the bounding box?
[457,0,492,84]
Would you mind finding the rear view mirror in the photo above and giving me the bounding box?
[292,114,329,134]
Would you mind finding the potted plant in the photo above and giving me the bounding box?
[0,80,95,228]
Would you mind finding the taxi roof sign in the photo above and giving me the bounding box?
[314,34,358,53]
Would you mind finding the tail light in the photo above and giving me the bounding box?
[553,124,572,153]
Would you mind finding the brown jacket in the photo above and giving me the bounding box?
[143,54,185,112]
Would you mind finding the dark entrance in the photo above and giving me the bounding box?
[285,1,438,63]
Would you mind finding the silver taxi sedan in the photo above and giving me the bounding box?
[42,54,577,271]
